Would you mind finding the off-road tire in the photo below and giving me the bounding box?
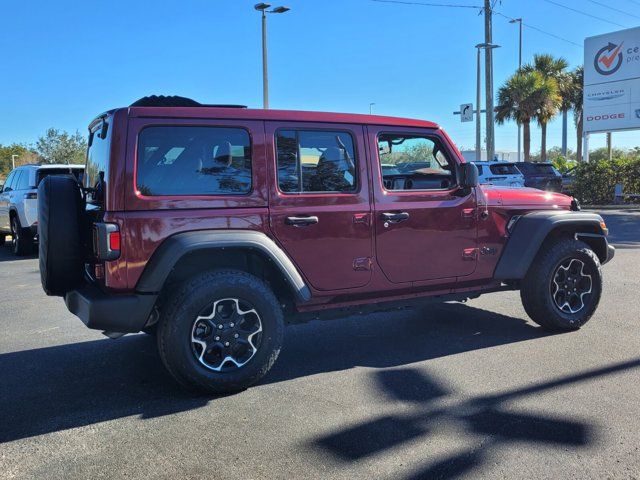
[38,175,85,296]
[10,215,33,256]
[520,238,602,331]
[157,270,284,394]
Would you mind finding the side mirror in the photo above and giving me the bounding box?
[459,162,479,188]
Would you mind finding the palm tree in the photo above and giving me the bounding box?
[567,66,584,162]
[522,54,568,161]
[496,70,560,162]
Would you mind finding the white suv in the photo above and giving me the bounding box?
[472,161,525,188]
[0,164,84,255]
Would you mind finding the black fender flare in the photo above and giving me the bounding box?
[135,230,311,302]
[494,211,611,280]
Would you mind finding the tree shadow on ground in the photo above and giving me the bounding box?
[311,359,640,480]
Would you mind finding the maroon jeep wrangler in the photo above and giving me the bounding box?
[38,96,614,393]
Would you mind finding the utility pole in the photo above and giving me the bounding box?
[476,43,500,162]
[11,155,18,169]
[510,17,523,161]
[369,103,375,115]
[484,0,496,161]
[607,132,612,161]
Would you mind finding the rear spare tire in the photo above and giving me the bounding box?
[38,175,85,296]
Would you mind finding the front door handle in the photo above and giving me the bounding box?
[381,212,410,223]
[285,215,319,226]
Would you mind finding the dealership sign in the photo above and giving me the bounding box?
[584,27,640,133]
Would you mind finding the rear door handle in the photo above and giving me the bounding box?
[285,215,319,226]
[381,212,410,223]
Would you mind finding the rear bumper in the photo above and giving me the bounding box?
[65,283,157,333]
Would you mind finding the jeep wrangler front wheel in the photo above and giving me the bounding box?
[520,238,602,331]
[157,270,284,394]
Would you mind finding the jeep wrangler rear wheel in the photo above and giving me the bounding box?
[520,238,602,331]
[156,270,284,394]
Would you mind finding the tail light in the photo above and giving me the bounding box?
[24,192,37,200]
[93,223,121,261]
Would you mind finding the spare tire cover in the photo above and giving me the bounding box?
[38,175,85,296]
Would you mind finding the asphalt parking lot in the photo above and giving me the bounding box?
[1,210,639,480]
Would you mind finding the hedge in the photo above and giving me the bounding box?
[572,157,640,205]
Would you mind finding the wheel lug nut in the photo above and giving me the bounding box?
[215,336,220,341]
[234,333,239,338]
[218,324,223,329]
[230,323,235,328]
[224,342,230,347]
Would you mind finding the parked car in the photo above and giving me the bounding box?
[516,161,562,192]
[38,96,614,394]
[562,167,576,195]
[472,161,525,187]
[0,164,84,255]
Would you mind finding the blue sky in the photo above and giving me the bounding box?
[1,0,639,153]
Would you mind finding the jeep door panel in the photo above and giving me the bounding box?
[367,126,478,283]
[266,122,373,291]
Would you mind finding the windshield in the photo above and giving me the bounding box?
[519,163,556,175]
[85,115,112,205]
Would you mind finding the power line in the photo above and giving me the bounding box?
[493,11,583,48]
[373,0,583,49]
[586,0,640,20]
[371,0,481,9]
[542,0,627,28]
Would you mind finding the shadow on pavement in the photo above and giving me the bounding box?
[310,359,640,480]
[599,211,640,248]
[0,245,37,262]
[1,302,547,443]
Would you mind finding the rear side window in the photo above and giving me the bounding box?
[137,126,252,196]
[276,130,357,193]
[489,163,520,175]
[474,164,484,176]
[15,170,30,190]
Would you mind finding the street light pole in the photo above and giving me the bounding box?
[476,43,501,162]
[11,155,18,170]
[476,47,482,162]
[510,18,523,162]
[261,8,269,109]
[254,3,290,109]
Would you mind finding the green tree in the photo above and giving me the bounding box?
[496,70,559,162]
[522,54,567,161]
[35,128,87,165]
[0,144,39,178]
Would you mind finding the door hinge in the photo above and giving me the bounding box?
[353,257,373,271]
